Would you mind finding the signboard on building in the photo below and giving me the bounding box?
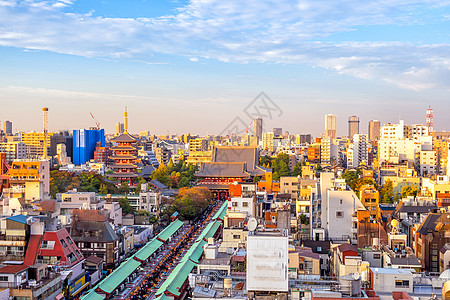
[246,234,288,292]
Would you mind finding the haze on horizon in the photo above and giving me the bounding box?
[1,0,450,137]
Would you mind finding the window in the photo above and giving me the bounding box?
[242,202,249,207]
[60,239,67,247]
[232,202,238,207]
[317,247,322,252]
[233,234,241,239]
[373,254,381,259]
[340,199,342,204]
[67,238,73,245]
[336,211,343,218]
[0,276,8,282]
[395,280,409,288]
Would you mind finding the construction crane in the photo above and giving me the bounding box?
[42,107,48,160]
[90,112,101,130]
[245,121,253,134]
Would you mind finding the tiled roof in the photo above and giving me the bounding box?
[196,162,251,178]
[110,133,137,142]
[417,213,441,235]
[85,256,104,264]
[337,243,358,253]
[150,179,168,190]
[0,265,29,274]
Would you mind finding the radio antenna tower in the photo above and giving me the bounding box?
[426,105,433,136]
[42,107,48,160]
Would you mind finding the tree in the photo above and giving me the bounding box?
[259,155,273,168]
[135,177,146,193]
[173,187,213,221]
[152,163,171,187]
[136,209,150,216]
[315,164,323,172]
[401,185,419,199]
[380,180,394,203]
[99,184,108,195]
[178,177,191,188]
[299,213,309,225]
[272,153,291,180]
[49,170,117,198]
[291,162,302,177]
[118,196,134,214]
[118,182,130,194]
[342,170,359,190]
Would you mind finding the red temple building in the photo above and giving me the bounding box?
[195,146,269,200]
[109,108,139,187]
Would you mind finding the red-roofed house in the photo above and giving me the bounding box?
[37,228,84,268]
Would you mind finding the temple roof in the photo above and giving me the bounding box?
[195,162,251,178]
[109,155,137,160]
[110,133,137,142]
[111,146,138,151]
[109,164,137,169]
[109,173,139,178]
[211,146,267,176]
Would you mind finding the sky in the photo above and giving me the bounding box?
[1,0,450,137]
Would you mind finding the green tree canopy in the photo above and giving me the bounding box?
[380,179,394,203]
[118,195,134,214]
[291,162,303,177]
[50,170,117,198]
[401,185,419,199]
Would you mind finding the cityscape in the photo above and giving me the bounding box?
[3,0,450,300]
[0,107,448,300]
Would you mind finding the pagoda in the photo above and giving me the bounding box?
[109,107,139,187]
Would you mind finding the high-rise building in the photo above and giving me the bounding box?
[262,132,274,152]
[349,134,368,168]
[368,120,381,141]
[115,122,124,136]
[273,128,283,137]
[3,121,12,135]
[324,114,337,140]
[73,129,105,165]
[348,116,360,139]
[253,118,263,142]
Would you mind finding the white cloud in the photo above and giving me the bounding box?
[1,0,450,90]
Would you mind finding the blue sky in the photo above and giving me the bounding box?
[1,0,450,136]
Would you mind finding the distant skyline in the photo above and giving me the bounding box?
[1,0,450,136]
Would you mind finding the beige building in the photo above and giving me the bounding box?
[289,248,321,276]
[188,138,209,152]
[359,186,379,220]
[279,177,315,201]
[220,228,248,252]
[419,150,436,176]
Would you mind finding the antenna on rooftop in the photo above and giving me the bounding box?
[426,105,433,136]
[42,107,48,160]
